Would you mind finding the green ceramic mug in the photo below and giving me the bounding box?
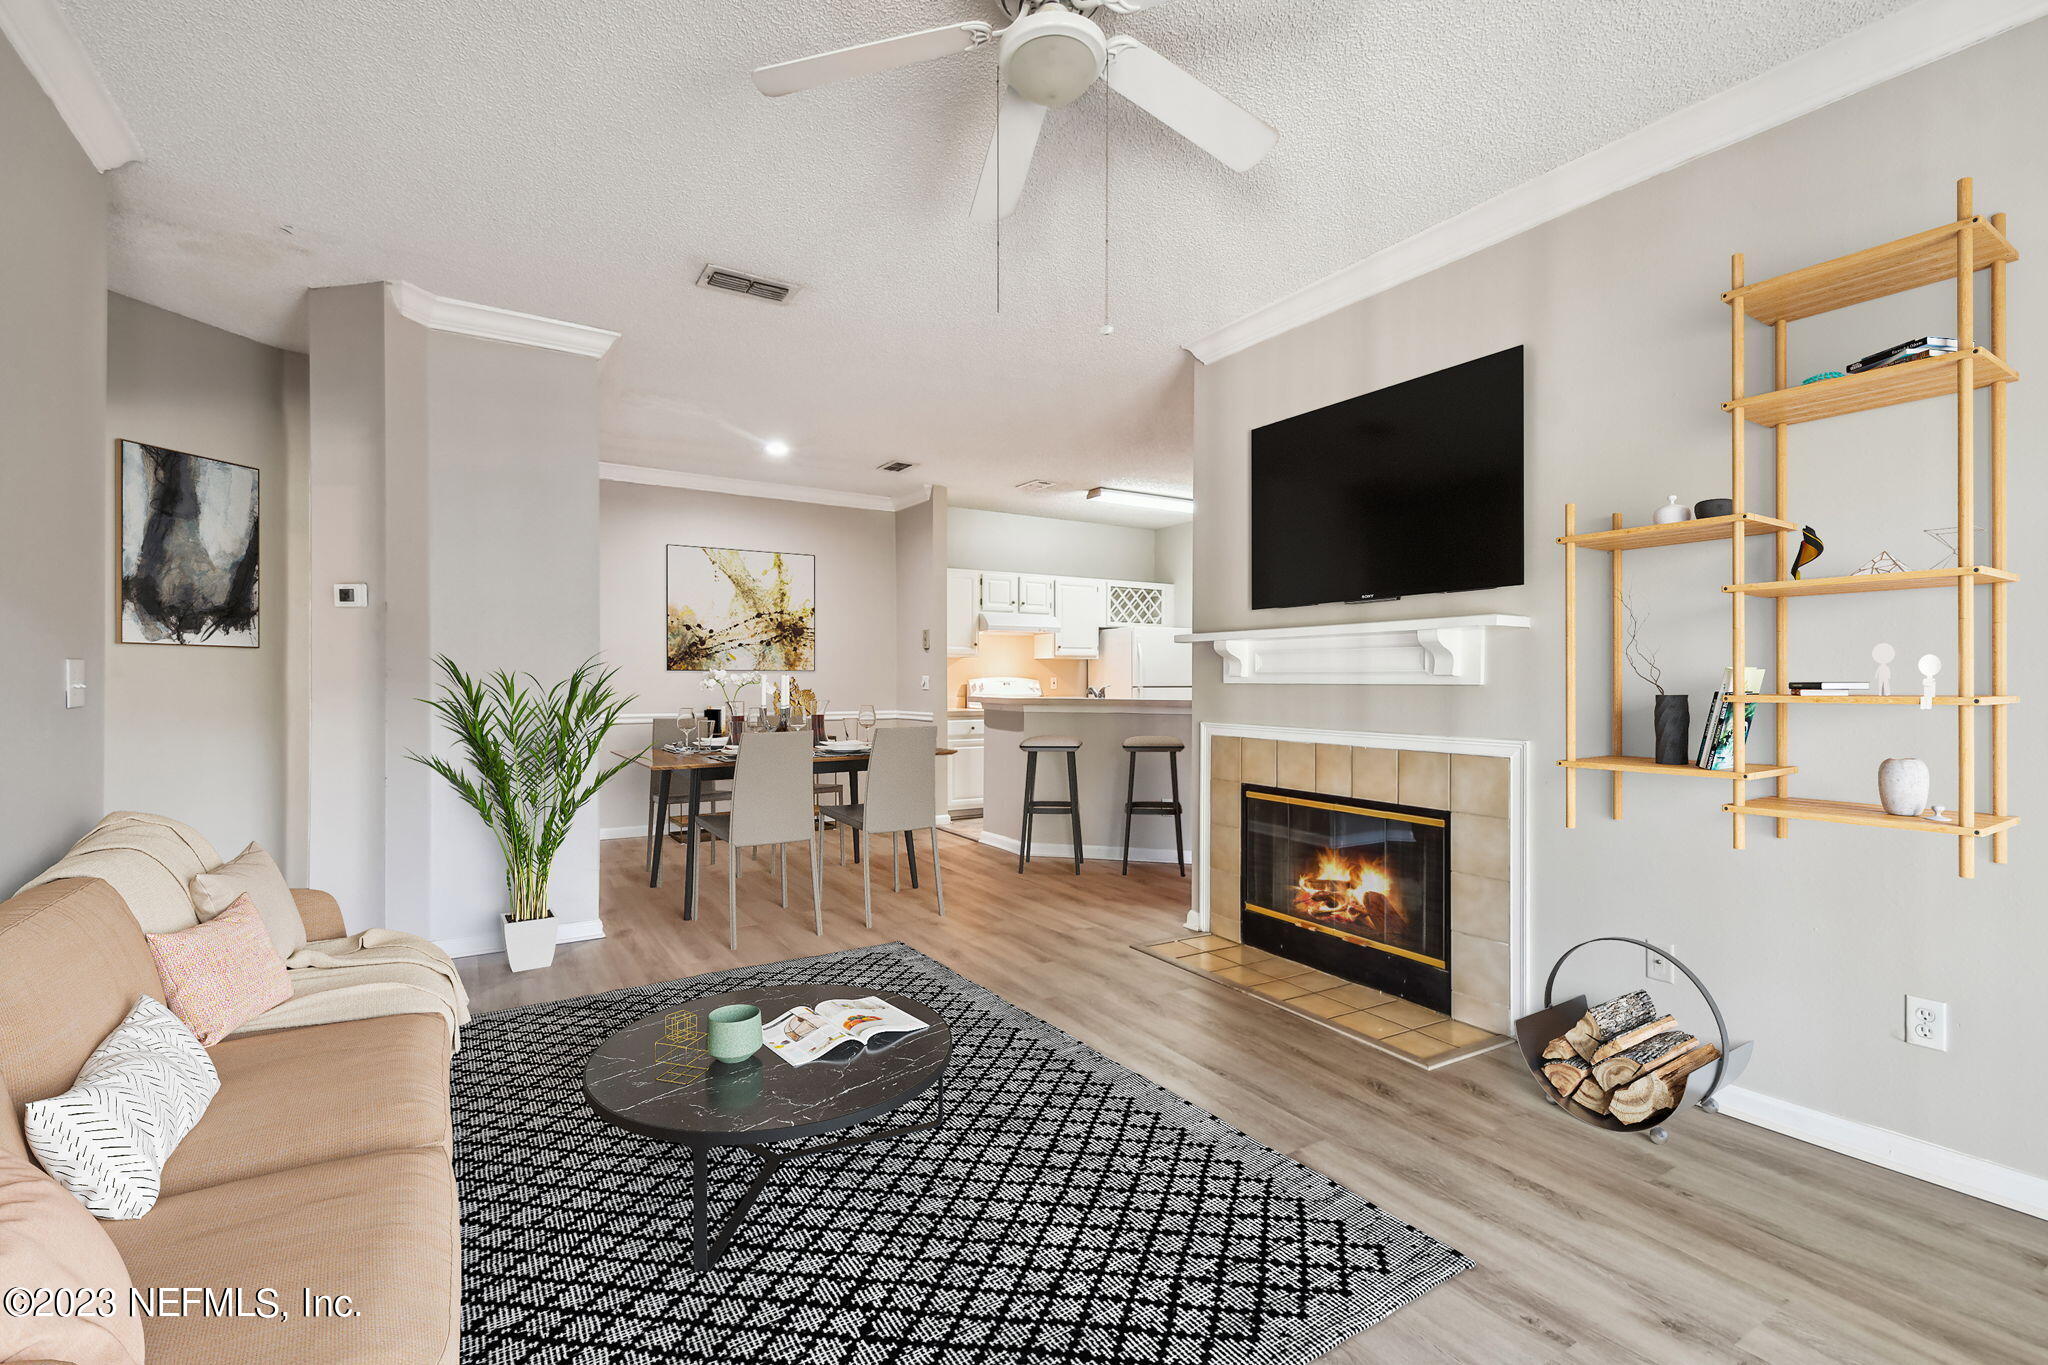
[706,1003,762,1063]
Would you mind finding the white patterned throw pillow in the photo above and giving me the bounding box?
[23,997,220,1220]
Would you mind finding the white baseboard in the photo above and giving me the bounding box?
[1713,1085,2048,1220]
[600,826,646,841]
[977,830,1189,866]
[436,917,607,961]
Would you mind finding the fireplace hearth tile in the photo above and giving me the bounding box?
[1314,745,1354,796]
[1420,1019,1499,1047]
[1132,936,1513,1070]
[1240,739,1278,786]
[1451,753,1512,818]
[1331,1009,1409,1039]
[1351,748,1399,803]
[1451,814,1511,880]
[1450,871,1511,942]
[1233,948,1281,966]
[1323,983,1397,1010]
[1380,1029,1460,1062]
[1271,967,1346,990]
[1276,741,1316,790]
[1368,1000,1448,1030]
[1208,945,1255,964]
[1210,735,1243,782]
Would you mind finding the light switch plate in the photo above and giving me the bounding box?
[64,659,87,709]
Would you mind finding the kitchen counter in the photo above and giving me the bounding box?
[976,699,1196,884]
[974,698,1192,714]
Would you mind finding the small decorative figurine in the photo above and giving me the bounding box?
[1793,526,1824,579]
[1849,550,1910,576]
[1918,653,1942,710]
[1872,642,1896,697]
[1653,495,1690,525]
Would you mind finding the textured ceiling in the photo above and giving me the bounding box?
[64,0,1909,527]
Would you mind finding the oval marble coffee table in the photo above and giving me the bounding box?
[583,985,950,1270]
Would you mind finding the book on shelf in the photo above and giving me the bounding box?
[1788,681,1869,693]
[1698,667,1767,771]
[761,996,930,1067]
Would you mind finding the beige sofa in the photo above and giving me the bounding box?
[0,875,460,1365]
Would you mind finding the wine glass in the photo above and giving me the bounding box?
[855,704,877,745]
[675,707,700,747]
[746,705,769,735]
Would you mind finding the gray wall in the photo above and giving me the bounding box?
[0,44,107,886]
[104,295,293,858]
[895,490,947,715]
[1154,521,1195,627]
[1193,21,2046,1177]
[596,481,902,833]
[948,506,1161,581]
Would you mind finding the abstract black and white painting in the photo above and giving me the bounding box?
[119,440,260,647]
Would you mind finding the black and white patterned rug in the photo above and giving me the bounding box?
[454,943,1469,1364]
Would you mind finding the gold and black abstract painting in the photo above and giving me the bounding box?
[119,439,260,647]
[665,545,816,671]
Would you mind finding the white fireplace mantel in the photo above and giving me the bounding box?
[1179,614,1531,686]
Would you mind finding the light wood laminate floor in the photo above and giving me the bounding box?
[457,835,2048,1364]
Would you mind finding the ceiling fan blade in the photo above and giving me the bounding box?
[1101,36,1276,172]
[969,89,1049,220]
[752,22,993,97]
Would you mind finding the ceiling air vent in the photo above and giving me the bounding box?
[696,265,799,304]
[1014,479,1057,492]
[877,461,916,473]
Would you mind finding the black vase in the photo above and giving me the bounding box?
[1654,694,1691,767]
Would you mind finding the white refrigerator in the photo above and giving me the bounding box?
[1093,627,1193,700]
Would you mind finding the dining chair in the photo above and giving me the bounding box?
[818,724,944,927]
[688,729,823,950]
[651,719,729,867]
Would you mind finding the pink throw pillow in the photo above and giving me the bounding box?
[145,896,292,1045]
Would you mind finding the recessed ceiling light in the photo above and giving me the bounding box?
[1087,486,1194,512]
[763,439,791,457]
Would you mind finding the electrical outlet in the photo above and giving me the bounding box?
[1645,944,1676,984]
[1906,996,1949,1051]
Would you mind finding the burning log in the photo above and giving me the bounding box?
[1591,1015,1681,1065]
[1607,1044,1723,1126]
[1562,990,1658,1062]
[1591,1030,1700,1091]
[1542,1055,1592,1099]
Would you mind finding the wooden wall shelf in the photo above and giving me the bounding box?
[1723,796,2020,838]
[1726,217,2017,324]
[1564,177,2016,877]
[1557,513,1798,552]
[1726,348,2015,428]
[1723,566,2016,598]
[1561,756,1796,780]
[1749,694,2015,707]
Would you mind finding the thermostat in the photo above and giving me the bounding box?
[334,583,369,607]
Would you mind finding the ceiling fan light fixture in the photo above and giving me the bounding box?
[999,9,1105,107]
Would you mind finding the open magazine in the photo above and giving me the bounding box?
[761,996,930,1067]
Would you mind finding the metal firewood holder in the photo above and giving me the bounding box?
[1512,936,1754,1144]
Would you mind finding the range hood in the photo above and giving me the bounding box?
[976,611,1062,634]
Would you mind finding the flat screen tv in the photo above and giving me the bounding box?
[1249,346,1524,608]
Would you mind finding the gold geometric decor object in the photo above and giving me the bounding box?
[655,1009,708,1084]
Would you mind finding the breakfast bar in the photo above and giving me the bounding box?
[976,698,1195,870]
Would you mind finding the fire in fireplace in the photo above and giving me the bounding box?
[1240,786,1450,1012]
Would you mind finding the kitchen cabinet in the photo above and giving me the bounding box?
[946,569,980,656]
[979,572,1019,613]
[1105,580,1176,628]
[1034,577,1107,658]
[946,716,985,813]
[1017,574,1057,615]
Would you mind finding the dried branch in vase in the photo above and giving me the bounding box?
[1620,592,1664,692]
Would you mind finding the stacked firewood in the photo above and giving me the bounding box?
[1538,990,1722,1126]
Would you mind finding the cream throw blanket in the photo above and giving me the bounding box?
[18,811,220,933]
[239,929,472,1046]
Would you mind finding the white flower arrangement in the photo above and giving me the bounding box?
[700,664,763,716]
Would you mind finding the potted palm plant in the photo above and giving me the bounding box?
[410,655,642,971]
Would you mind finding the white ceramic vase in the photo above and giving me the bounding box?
[502,914,558,972]
[1877,757,1931,817]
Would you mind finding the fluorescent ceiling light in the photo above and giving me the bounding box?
[1087,486,1193,512]
[763,439,791,457]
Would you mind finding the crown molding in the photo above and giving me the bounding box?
[386,281,619,359]
[1186,0,2048,364]
[0,0,140,171]
[601,460,932,513]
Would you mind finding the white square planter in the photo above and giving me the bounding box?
[502,915,558,972]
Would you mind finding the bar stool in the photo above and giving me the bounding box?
[1019,736,1083,875]
[1120,736,1186,877]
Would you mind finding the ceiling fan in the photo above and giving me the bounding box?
[751,0,1278,219]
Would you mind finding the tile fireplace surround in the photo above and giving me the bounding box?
[1197,726,1530,1037]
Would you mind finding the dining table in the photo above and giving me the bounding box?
[622,740,956,921]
